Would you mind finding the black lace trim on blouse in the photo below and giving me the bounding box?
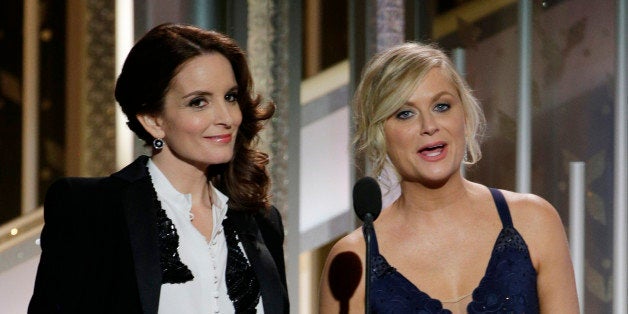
[147,163,261,311]
[147,167,194,284]
[223,214,261,313]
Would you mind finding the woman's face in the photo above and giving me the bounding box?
[384,67,466,186]
[150,53,242,168]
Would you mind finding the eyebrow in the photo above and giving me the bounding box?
[430,91,456,102]
[404,90,456,105]
[182,91,211,99]
[181,85,238,99]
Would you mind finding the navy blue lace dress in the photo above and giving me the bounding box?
[368,188,539,313]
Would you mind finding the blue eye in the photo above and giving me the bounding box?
[395,110,414,120]
[434,103,450,112]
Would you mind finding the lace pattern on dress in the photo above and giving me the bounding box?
[223,214,261,313]
[467,227,539,314]
[368,188,539,314]
[371,253,452,314]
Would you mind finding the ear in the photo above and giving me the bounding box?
[136,113,165,139]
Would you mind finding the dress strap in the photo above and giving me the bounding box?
[489,188,513,228]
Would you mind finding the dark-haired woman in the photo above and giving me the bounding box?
[29,23,288,314]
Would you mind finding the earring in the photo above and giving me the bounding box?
[153,138,164,150]
[463,137,471,163]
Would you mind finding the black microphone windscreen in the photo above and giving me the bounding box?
[353,176,382,221]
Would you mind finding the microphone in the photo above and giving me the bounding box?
[352,176,382,314]
[353,176,382,222]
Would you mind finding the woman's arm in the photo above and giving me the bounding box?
[254,206,290,312]
[318,231,366,314]
[511,193,580,313]
[257,206,287,287]
[29,178,83,313]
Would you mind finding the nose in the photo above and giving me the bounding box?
[215,101,236,129]
[420,113,438,136]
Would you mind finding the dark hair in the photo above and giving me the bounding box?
[115,23,274,213]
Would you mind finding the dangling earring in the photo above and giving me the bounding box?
[153,138,164,150]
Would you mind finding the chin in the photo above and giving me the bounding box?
[199,150,234,162]
[186,154,233,168]
[207,157,234,165]
[421,178,450,189]
[408,169,459,189]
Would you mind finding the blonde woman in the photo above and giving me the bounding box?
[319,43,578,313]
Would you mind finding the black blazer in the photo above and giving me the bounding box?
[29,156,289,313]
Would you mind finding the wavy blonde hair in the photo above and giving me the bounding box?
[352,42,486,178]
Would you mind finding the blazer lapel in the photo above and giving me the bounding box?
[230,211,287,314]
[115,157,162,314]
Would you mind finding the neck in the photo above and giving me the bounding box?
[395,173,470,214]
[151,152,212,207]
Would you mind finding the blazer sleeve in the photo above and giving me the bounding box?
[28,177,140,313]
[29,178,86,313]
[257,206,287,287]
[256,206,287,289]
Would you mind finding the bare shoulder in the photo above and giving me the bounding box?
[321,228,367,288]
[494,189,578,312]
[319,227,367,312]
[498,189,563,229]
[497,189,569,264]
[327,228,366,261]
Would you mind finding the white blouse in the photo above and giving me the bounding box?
[147,160,264,314]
